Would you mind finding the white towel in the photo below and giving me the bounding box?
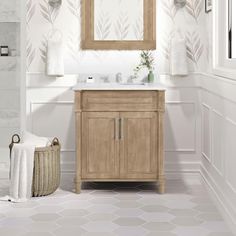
[0,133,50,203]
[8,143,35,202]
[170,31,188,76]
[46,39,64,77]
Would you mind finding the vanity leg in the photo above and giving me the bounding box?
[158,177,165,194]
[75,181,81,194]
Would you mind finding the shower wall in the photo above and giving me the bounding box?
[0,0,21,178]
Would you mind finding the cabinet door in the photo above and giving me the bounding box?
[120,112,158,179]
[82,112,120,179]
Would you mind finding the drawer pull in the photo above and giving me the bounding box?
[115,118,119,141]
[119,118,124,140]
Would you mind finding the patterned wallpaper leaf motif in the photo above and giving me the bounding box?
[115,11,130,40]
[26,40,36,71]
[26,0,36,26]
[161,0,177,21]
[133,15,143,40]
[39,36,47,64]
[161,31,174,60]
[39,0,60,25]
[68,31,87,62]
[186,0,203,22]
[67,0,80,20]
[96,11,111,40]
[186,31,204,65]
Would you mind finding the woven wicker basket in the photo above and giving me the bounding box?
[9,134,61,197]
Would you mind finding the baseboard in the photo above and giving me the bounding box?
[200,165,236,235]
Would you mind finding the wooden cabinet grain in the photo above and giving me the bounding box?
[75,90,165,193]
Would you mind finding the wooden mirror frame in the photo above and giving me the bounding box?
[81,0,156,50]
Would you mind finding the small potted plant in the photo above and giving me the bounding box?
[134,50,155,83]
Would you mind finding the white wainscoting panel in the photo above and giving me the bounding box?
[200,73,236,234]
[202,103,211,162]
[211,110,224,176]
[225,118,236,193]
[30,102,75,151]
[165,102,196,152]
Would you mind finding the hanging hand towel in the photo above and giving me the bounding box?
[46,30,64,77]
[170,30,188,76]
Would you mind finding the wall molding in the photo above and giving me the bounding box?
[165,101,197,153]
[200,165,236,235]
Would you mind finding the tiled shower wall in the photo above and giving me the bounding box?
[0,0,20,178]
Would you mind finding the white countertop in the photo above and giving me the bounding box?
[73,83,166,91]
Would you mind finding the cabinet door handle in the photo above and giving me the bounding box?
[115,118,119,140]
[119,118,124,140]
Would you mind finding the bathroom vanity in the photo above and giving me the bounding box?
[74,84,165,193]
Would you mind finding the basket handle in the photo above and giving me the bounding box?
[9,134,21,151]
[52,138,60,146]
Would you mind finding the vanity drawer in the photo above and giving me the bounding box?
[80,91,159,111]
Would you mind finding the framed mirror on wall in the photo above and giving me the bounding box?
[81,0,156,50]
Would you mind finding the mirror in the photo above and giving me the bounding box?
[81,0,156,50]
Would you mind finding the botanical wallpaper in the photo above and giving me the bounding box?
[26,0,209,74]
[94,0,143,40]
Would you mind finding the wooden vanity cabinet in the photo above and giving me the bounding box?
[75,90,165,193]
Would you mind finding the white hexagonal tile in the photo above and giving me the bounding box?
[62,200,92,209]
[114,194,142,201]
[59,209,89,217]
[31,213,61,222]
[87,213,117,221]
[89,197,119,205]
[0,226,27,236]
[113,217,145,226]
[84,232,116,236]
[0,217,33,226]
[25,222,59,232]
[114,201,142,209]
[56,217,88,226]
[81,222,118,232]
[113,226,148,236]
[141,212,175,222]
[168,209,199,217]
[114,208,144,217]
[53,226,87,236]
[21,232,53,236]
[171,217,203,227]
[141,205,168,213]
[201,221,232,232]
[194,205,219,213]
[146,233,178,236]
[86,204,118,213]
[143,222,176,231]
[196,213,223,221]
[33,206,63,214]
[173,226,210,236]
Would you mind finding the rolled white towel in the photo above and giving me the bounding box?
[170,31,188,76]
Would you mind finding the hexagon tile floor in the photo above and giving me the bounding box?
[0,178,234,236]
